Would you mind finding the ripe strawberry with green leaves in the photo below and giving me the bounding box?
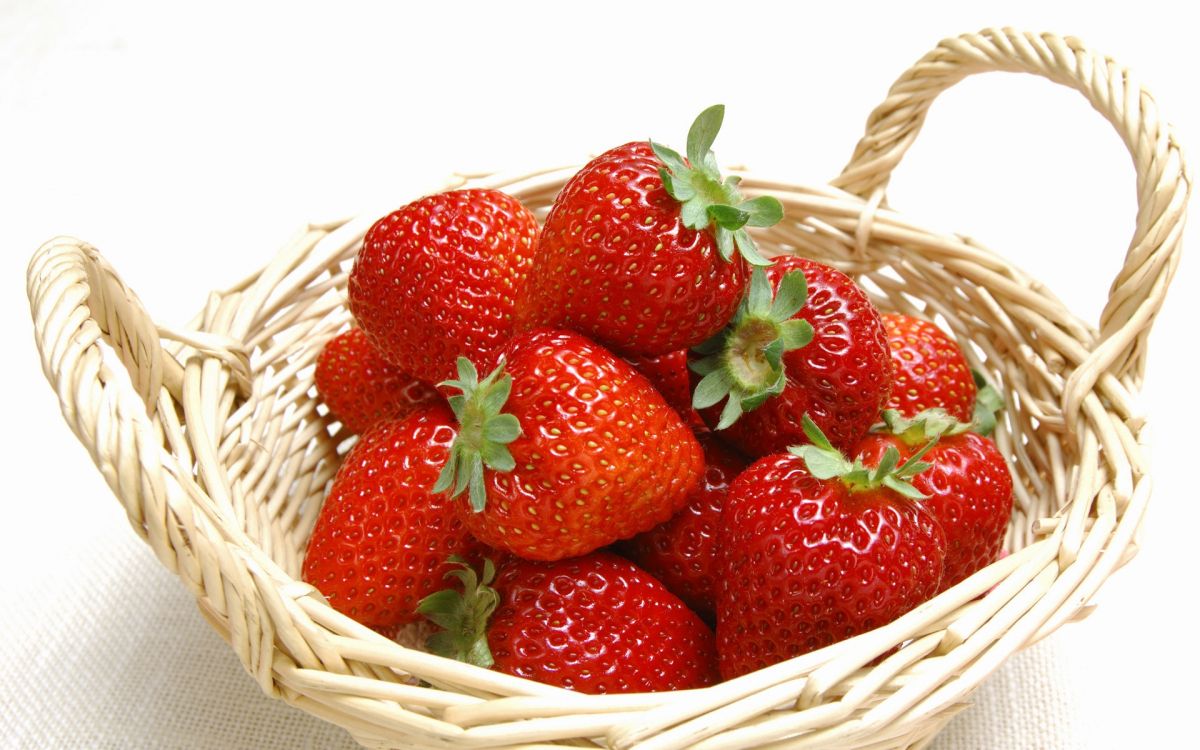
[348,188,539,384]
[717,416,945,679]
[857,405,1012,591]
[301,407,491,629]
[883,313,976,423]
[434,329,703,561]
[314,327,440,435]
[418,553,718,693]
[517,105,783,358]
[626,436,747,617]
[691,256,891,457]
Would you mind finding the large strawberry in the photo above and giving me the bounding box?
[301,406,491,629]
[517,105,782,358]
[857,408,1013,591]
[348,188,539,384]
[433,329,703,561]
[314,327,440,434]
[882,313,976,423]
[691,256,891,456]
[625,436,746,617]
[717,417,945,679]
[418,553,718,693]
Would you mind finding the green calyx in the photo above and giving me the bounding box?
[651,104,784,267]
[790,415,935,500]
[433,357,522,512]
[971,370,1004,437]
[416,556,498,669]
[690,268,814,429]
[874,371,1005,444]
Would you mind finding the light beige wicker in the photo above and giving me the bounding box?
[25,27,1189,750]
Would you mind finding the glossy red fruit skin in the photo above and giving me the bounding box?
[488,552,719,693]
[882,314,976,423]
[716,454,945,680]
[459,329,704,561]
[623,349,709,434]
[302,407,490,628]
[700,256,892,457]
[348,189,539,384]
[857,432,1012,591]
[517,142,749,358]
[627,437,747,616]
[314,328,441,434]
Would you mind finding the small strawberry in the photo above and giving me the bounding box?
[623,349,708,433]
[857,406,1012,591]
[418,553,718,693]
[517,105,783,358]
[314,327,441,434]
[882,313,976,423]
[433,329,703,561]
[717,416,944,679]
[626,436,747,617]
[348,188,539,384]
[301,407,491,629]
[691,257,892,456]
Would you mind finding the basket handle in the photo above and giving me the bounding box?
[28,237,187,421]
[833,28,1189,406]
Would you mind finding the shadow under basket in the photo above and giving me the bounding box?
[25,28,1190,750]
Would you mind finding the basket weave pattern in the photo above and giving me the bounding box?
[26,29,1189,750]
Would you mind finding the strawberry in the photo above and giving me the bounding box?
[717,417,944,679]
[626,436,746,617]
[348,188,539,384]
[301,406,491,629]
[623,349,708,433]
[314,327,441,434]
[691,257,891,456]
[433,329,703,561]
[418,553,718,693]
[857,407,1013,591]
[882,313,976,423]
[517,105,782,358]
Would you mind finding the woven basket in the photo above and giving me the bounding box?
[26,28,1188,750]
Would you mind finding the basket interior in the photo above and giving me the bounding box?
[176,170,1095,656]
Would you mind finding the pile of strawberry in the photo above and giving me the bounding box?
[302,107,1014,693]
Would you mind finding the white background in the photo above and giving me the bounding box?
[3,1,1197,748]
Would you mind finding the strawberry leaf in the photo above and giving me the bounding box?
[417,558,499,669]
[435,357,522,512]
[741,196,784,228]
[687,104,725,176]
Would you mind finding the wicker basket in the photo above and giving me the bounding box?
[26,28,1188,750]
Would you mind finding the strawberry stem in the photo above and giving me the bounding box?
[434,358,522,512]
[416,556,498,669]
[791,415,935,500]
[689,268,813,429]
[652,105,784,267]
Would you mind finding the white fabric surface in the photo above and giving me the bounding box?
[4,2,1198,748]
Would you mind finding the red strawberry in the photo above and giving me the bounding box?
[623,349,708,433]
[857,408,1013,590]
[626,436,746,617]
[434,329,703,561]
[314,327,441,434]
[418,553,718,693]
[301,407,491,629]
[517,105,782,358]
[882,313,976,423]
[691,257,891,456]
[348,188,539,384]
[717,417,944,679]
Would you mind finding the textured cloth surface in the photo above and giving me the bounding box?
[4,1,1197,749]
